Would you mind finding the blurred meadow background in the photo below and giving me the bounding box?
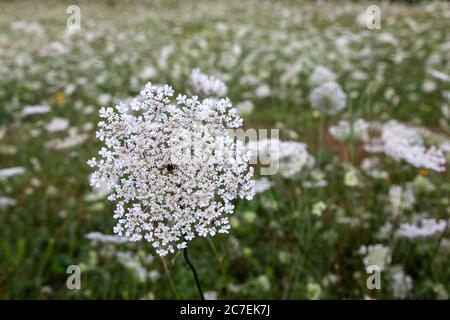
[0,0,449,299]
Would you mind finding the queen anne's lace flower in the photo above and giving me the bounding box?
[391,269,413,299]
[0,197,17,208]
[359,244,391,271]
[329,118,369,141]
[397,218,447,239]
[45,117,69,133]
[188,69,227,97]
[254,178,273,194]
[309,82,347,115]
[309,65,337,87]
[0,167,26,180]
[21,105,51,117]
[85,232,130,244]
[88,83,254,256]
[389,184,415,214]
[247,139,312,178]
[382,120,446,172]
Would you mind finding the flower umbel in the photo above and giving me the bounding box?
[309,82,347,115]
[381,120,446,172]
[88,83,254,256]
[188,68,227,98]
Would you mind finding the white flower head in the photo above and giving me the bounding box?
[397,218,447,239]
[88,82,254,256]
[309,82,347,115]
[382,120,446,172]
[360,244,391,271]
[309,65,337,87]
[391,269,413,299]
[254,177,273,194]
[246,139,311,178]
[85,232,130,244]
[21,105,51,117]
[0,167,26,180]
[329,118,369,141]
[389,184,415,214]
[0,197,17,208]
[45,117,69,133]
[188,69,227,97]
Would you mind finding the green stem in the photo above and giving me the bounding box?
[317,114,326,164]
[161,256,180,300]
[184,247,205,300]
[348,99,355,164]
[208,237,226,274]
[430,221,448,264]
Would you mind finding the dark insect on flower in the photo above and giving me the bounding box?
[166,163,176,173]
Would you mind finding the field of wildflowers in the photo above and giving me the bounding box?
[0,0,449,300]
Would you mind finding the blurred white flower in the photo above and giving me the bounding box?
[255,84,271,98]
[329,119,369,141]
[255,275,271,291]
[0,197,17,208]
[427,68,450,82]
[10,21,44,34]
[45,117,69,133]
[116,251,147,283]
[344,169,360,187]
[389,184,415,214]
[382,120,446,172]
[359,244,391,271]
[21,105,51,117]
[397,218,447,239]
[302,169,328,189]
[309,82,347,115]
[139,66,157,80]
[247,139,312,178]
[98,93,112,106]
[309,65,337,87]
[188,69,227,97]
[361,157,389,179]
[0,167,26,180]
[391,269,413,299]
[204,291,219,300]
[85,232,130,244]
[254,177,273,194]
[312,201,326,216]
[40,42,69,56]
[236,100,254,116]
[45,129,88,150]
[306,282,322,300]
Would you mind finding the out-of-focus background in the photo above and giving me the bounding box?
[0,0,449,299]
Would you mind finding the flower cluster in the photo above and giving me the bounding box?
[88,83,254,256]
[329,118,369,141]
[397,218,447,239]
[246,139,312,178]
[188,68,227,97]
[21,105,51,117]
[359,244,391,271]
[0,167,26,180]
[253,177,273,194]
[391,269,413,299]
[309,81,347,115]
[382,120,446,172]
[309,65,337,87]
[389,184,416,214]
[85,232,130,244]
